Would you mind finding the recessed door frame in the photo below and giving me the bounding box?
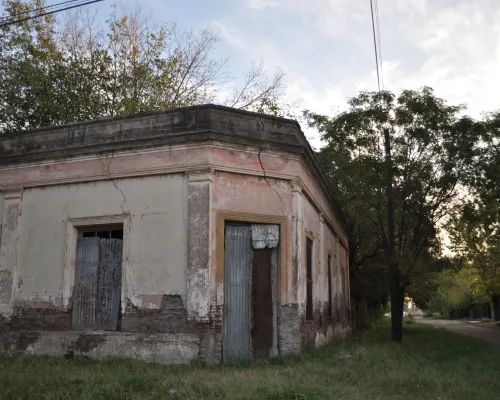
[217,211,287,361]
[63,214,131,311]
[217,211,288,304]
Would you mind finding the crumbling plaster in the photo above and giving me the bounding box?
[14,175,188,311]
[0,105,350,361]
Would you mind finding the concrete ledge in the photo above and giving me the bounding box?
[0,105,304,165]
[0,331,200,364]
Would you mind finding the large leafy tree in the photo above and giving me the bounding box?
[306,88,486,342]
[451,136,500,319]
[0,0,291,134]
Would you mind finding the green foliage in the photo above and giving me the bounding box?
[0,1,291,134]
[450,147,500,300]
[306,88,488,333]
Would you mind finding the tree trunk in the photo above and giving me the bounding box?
[390,282,404,342]
[384,127,402,342]
[492,294,500,321]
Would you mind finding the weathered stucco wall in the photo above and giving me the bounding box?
[209,171,293,300]
[15,174,187,314]
[297,193,351,347]
[0,105,351,362]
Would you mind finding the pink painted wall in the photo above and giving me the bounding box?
[209,171,294,304]
[0,142,349,315]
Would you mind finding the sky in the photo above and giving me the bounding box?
[5,0,500,147]
[142,0,500,146]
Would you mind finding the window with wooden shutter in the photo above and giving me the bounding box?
[72,227,123,331]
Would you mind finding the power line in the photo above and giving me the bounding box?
[0,0,82,21]
[374,0,384,90]
[369,0,381,92]
[0,0,104,28]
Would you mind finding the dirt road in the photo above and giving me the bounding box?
[417,318,500,346]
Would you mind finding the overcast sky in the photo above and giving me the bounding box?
[5,0,500,146]
[143,0,500,146]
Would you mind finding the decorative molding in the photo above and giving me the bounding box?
[0,141,301,172]
[291,178,303,193]
[187,168,215,184]
[0,164,293,192]
[2,190,23,200]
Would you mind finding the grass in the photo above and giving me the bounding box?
[1,320,499,400]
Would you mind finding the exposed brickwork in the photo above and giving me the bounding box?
[198,304,222,363]
[10,304,70,331]
[300,302,339,348]
[122,295,194,333]
[122,295,223,363]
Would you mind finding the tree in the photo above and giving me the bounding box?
[449,115,499,319]
[0,0,291,134]
[306,88,485,342]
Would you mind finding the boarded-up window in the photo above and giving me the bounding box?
[306,238,313,321]
[72,231,123,331]
[327,254,332,318]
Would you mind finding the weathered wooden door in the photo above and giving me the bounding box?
[97,239,123,330]
[72,237,99,330]
[223,225,252,362]
[72,237,123,331]
[223,223,279,362]
[251,247,274,358]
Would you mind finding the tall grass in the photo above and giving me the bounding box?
[0,321,499,399]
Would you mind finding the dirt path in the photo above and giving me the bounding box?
[417,318,500,346]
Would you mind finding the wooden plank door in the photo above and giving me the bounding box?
[223,224,252,363]
[251,247,274,358]
[72,237,100,330]
[97,239,123,331]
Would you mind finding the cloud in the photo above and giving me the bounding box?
[210,0,500,147]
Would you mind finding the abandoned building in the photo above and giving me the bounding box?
[0,105,351,364]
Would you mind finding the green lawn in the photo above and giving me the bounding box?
[1,321,499,400]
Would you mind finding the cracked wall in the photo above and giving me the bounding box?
[11,175,188,328]
[209,171,294,305]
[0,141,349,361]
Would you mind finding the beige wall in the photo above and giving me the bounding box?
[1,142,348,318]
[15,174,188,309]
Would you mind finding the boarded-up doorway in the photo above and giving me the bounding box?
[72,226,123,331]
[223,223,279,362]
